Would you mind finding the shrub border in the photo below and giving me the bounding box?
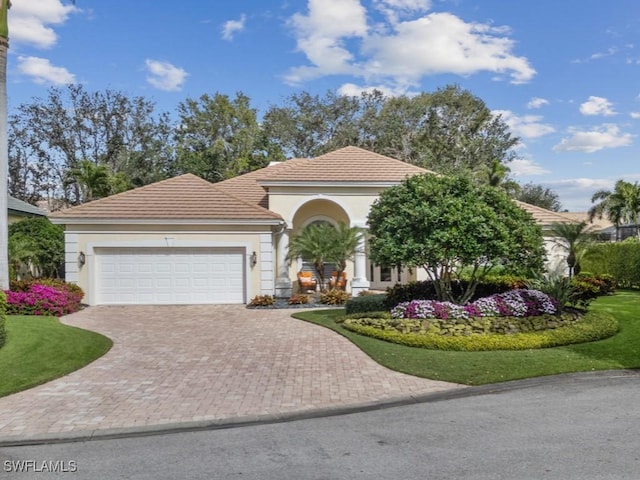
[342,311,619,351]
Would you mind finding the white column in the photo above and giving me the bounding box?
[351,229,370,295]
[275,228,292,297]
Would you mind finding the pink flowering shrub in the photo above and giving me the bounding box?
[5,283,84,317]
[391,289,558,320]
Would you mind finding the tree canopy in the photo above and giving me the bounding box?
[367,174,545,304]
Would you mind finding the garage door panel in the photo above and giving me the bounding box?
[95,247,246,305]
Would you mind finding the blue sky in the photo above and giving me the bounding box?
[7,0,640,211]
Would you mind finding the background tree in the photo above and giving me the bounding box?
[589,180,640,240]
[8,84,173,206]
[173,92,277,182]
[8,217,64,279]
[367,174,545,304]
[515,182,562,212]
[263,85,519,181]
[550,221,595,278]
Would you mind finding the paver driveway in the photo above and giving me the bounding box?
[0,305,463,442]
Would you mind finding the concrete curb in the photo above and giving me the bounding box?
[1,369,637,447]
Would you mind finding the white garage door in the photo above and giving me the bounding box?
[95,247,245,305]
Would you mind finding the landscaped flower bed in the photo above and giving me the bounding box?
[5,282,84,317]
[391,289,559,320]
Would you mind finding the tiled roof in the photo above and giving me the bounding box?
[257,146,432,183]
[8,196,47,217]
[515,201,580,227]
[560,212,613,231]
[49,174,282,221]
[216,158,310,209]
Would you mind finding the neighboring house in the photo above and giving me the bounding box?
[49,146,577,306]
[561,212,638,242]
[8,195,47,223]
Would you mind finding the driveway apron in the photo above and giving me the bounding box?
[0,305,463,441]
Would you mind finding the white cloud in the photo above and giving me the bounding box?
[285,2,535,90]
[553,124,634,153]
[17,56,75,85]
[9,0,77,49]
[286,0,368,84]
[493,110,555,139]
[580,96,616,116]
[630,112,640,119]
[144,59,188,92]
[373,0,431,24]
[509,158,551,176]
[544,178,616,211]
[527,97,549,109]
[337,82,403,97]
[221,14,246,41]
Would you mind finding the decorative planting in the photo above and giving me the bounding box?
[5,282,84,317]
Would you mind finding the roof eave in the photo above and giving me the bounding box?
[49,217,284,226]
[257,180,405,188]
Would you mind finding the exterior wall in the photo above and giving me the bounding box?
[64,224,274,305]
[269,186,384,294]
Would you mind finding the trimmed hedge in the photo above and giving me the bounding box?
[5,280,84,317]
[345,294,387,314]
[342,311,618,351]
[583,241,640,289]
[383,275,528,309]
[0,291,6,349]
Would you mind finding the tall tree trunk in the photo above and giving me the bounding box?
[0,0,9,289]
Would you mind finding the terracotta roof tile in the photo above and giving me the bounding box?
[49,174,282,221]
[515,201,580,227]
[257,146,432,183]
[560,212,613,230]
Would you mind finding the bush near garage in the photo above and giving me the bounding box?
[0,291,7,349]
[5,280,84,317]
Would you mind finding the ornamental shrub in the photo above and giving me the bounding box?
[342,311,618,351]
[582,241,640,289]
[345,294,387,315]
[384,276,528,309]
[5,282,84,317]
[320,289,351,305]
[391,289,558,320]
[249,295,275,307]
[0,291,6,349]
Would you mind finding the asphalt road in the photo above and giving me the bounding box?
[1,371,639,480]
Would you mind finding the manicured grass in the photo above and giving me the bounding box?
[293,291,640,385]
[0,315,113,398]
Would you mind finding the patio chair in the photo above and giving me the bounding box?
[297,271,317,293]
[329,271,347,290]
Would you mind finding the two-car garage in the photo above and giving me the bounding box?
[94,247,246,305]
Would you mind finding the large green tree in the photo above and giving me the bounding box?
[263,85,519,181]
[367,175,545,304]
[173,92,278,182]
[515,182,562,212]
[9,84,173,206]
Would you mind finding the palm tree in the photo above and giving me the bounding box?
[550,221,595,279]
[65,160,112,203]
[326,222,362,286]
[589,180,640,241]
[8,233,35,280]
[286,223,336,290]
[0,0,9,289]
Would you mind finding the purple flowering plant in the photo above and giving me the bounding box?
[5,283,83,317]
[391,289,559,320]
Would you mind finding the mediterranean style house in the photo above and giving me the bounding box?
[49,146,577,305]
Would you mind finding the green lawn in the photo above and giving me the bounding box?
[294,291,640,385]
[0,315,113,398]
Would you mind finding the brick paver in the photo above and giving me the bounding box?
[0,305,463,441]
